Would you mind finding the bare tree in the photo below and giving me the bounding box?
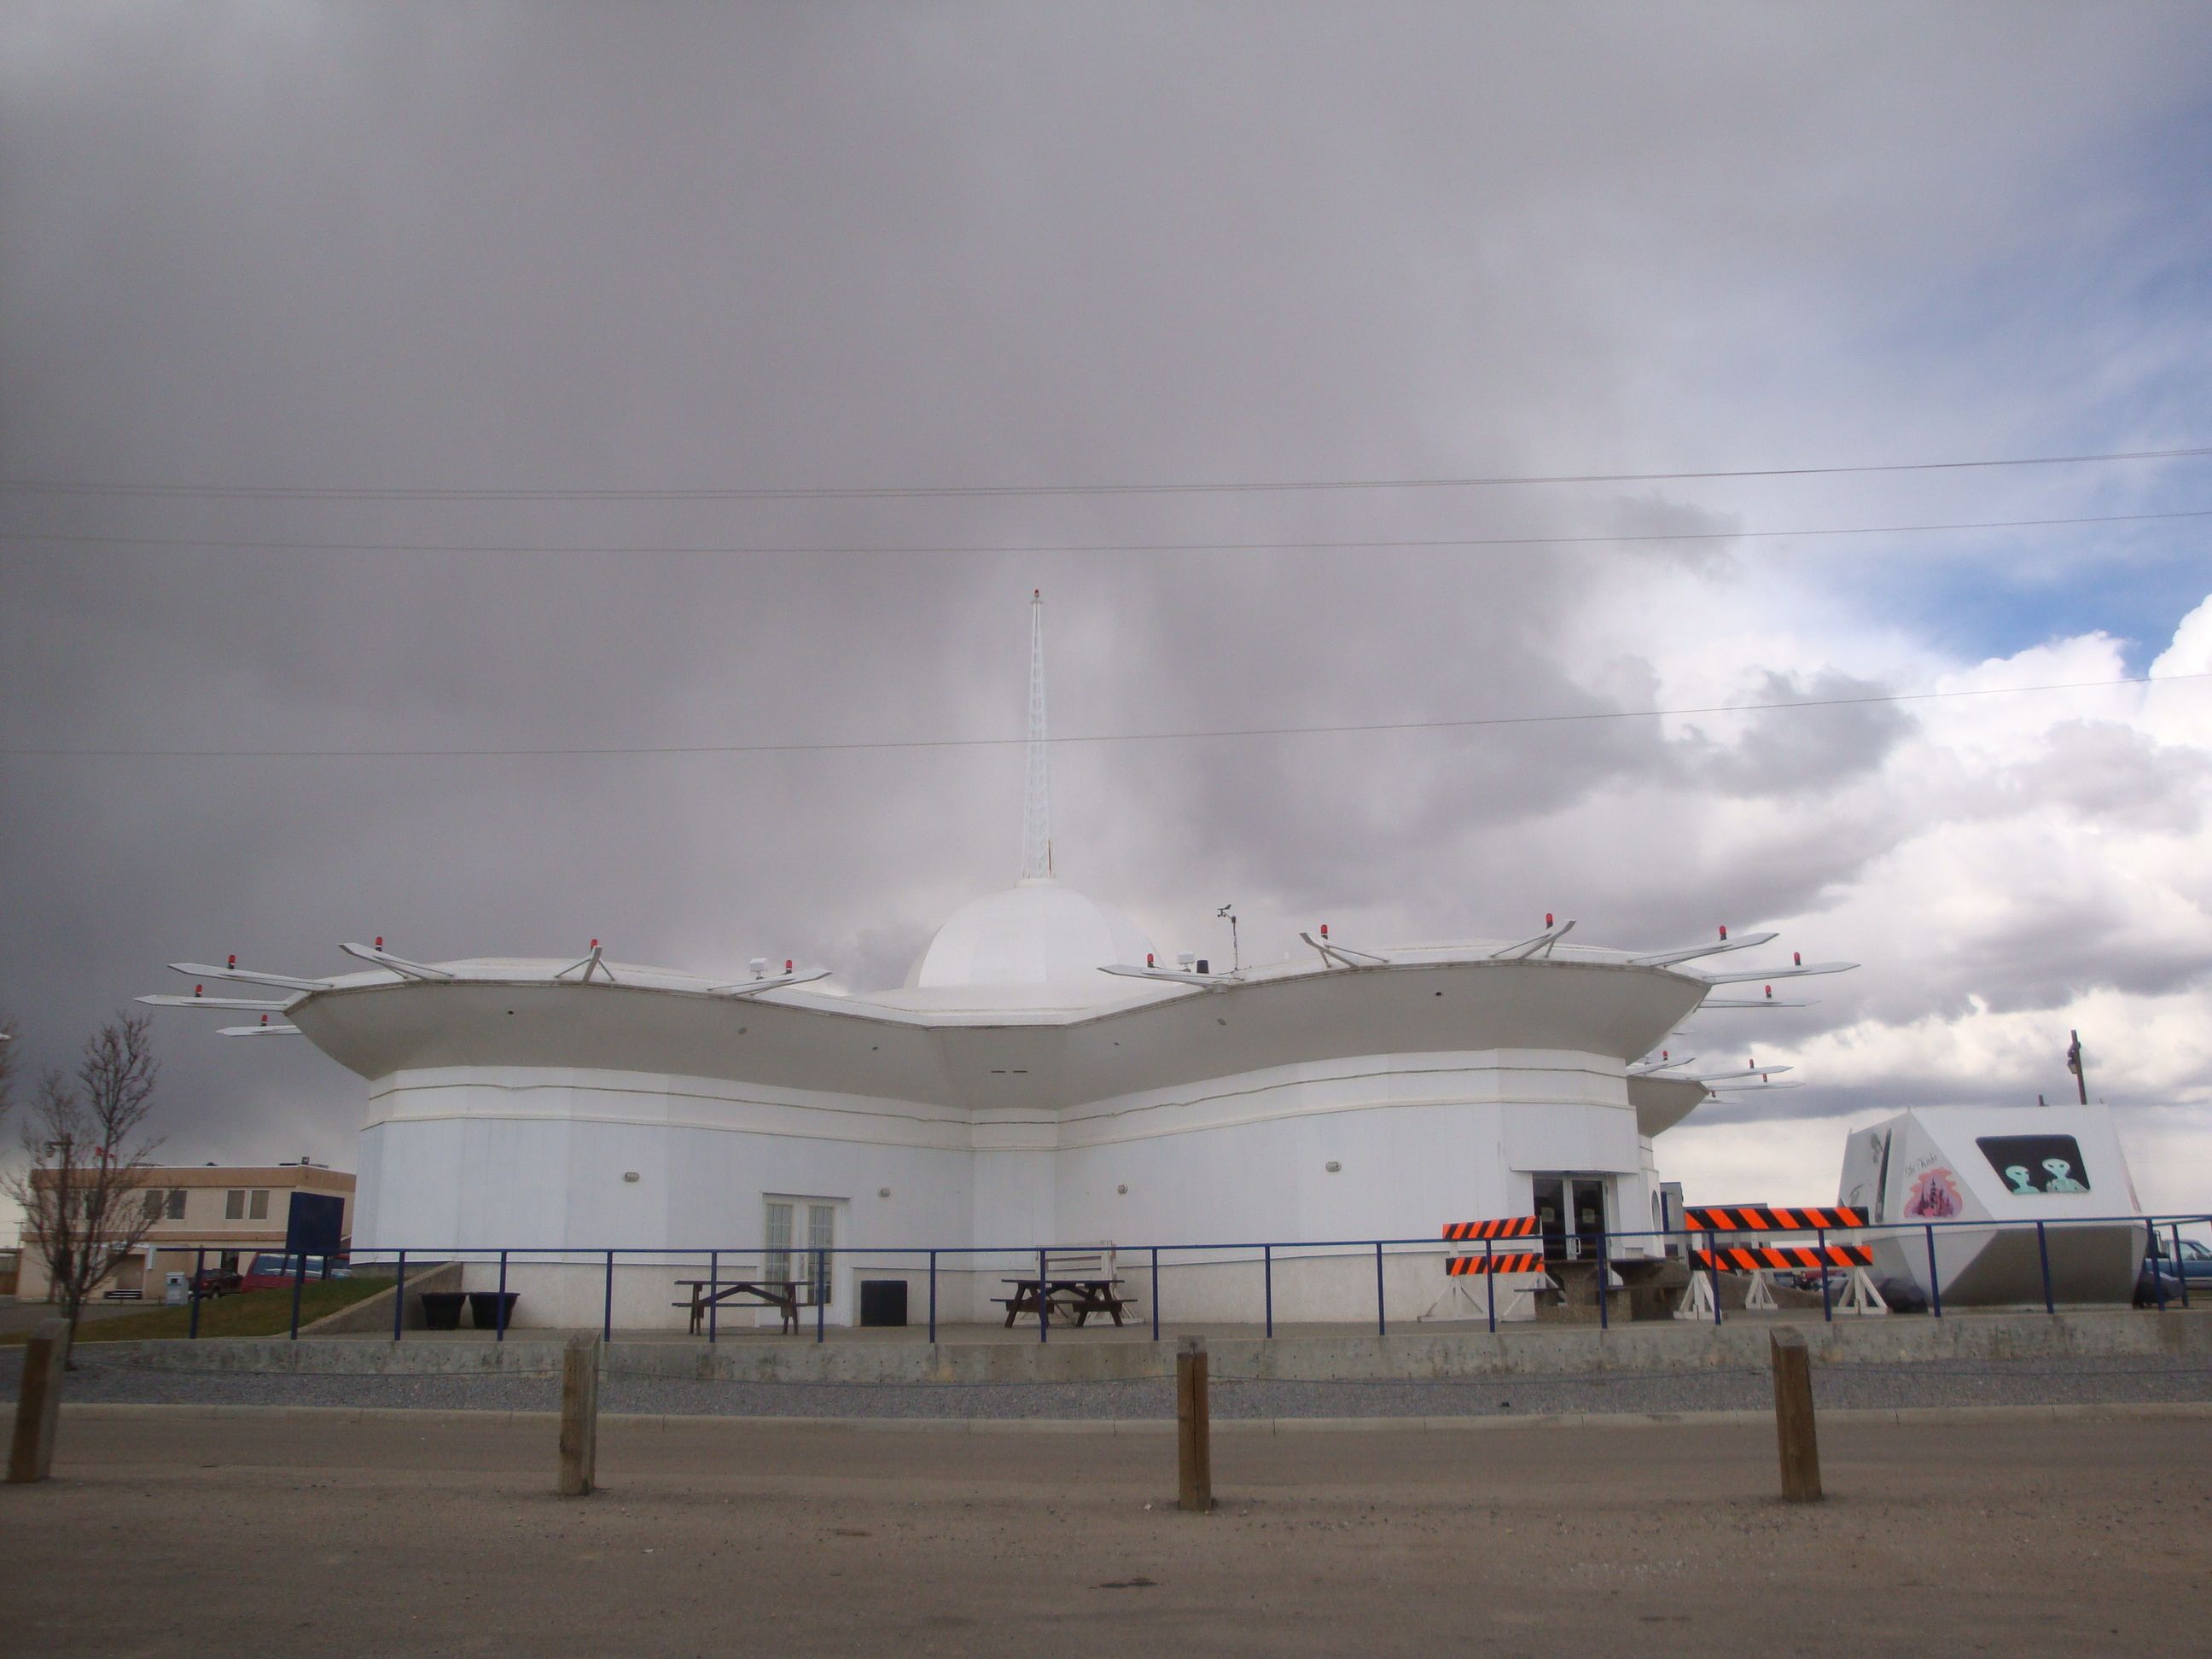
[0,1009,15,1292]
[3,1014,164,1358]
[0,1006,18,1125]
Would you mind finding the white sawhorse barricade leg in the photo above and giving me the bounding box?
[1417,1270,1557,1324]
[1674,1264,1889,1319]
[1674,1269,1776,1317]
[1674,1268,1717,1321]
[1836,1266,1889,1315]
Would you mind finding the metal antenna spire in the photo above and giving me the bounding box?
[1021,589,1052,880]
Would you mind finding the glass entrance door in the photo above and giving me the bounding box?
[1534,1177,1566,1261]
[765,1198,837,1308]
[1533,1175,1609,1261]
[1569,1178,1606,1260]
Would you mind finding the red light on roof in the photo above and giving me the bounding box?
[1662,1049,1669,1062]
[1545,912,1554,927]
[375,936,383,950]
[1793,951,1802,967]
[259,1015,269,1027]
[1147,953,1155,968]
[228,953,236,969]
[1719,924,1728,940]
[1320,923,1330,939]
[784,959,793,974]
[1764,985,1773,998]
[194,984,203,997]
[590,940,599,951]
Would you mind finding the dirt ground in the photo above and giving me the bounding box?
[3,1407,2207,1656]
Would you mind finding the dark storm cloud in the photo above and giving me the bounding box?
[4,2,2212,1178]
[1679,670,1916,798]
[2011,720,2212,834]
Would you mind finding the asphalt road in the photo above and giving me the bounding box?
[3,1409,2206,1656]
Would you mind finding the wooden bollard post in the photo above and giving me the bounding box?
[1176,1335,1212,1513]
[8,1318,69,1484]
[1770,1326,1820,1503]
[557,1332,600,1497]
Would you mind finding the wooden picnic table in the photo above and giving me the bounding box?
[672,1277,808,1336]
[996,1277,1138,1328]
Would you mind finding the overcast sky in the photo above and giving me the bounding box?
[4,3,2211,1235]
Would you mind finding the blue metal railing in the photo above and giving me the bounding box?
[183,1209,2210,1342]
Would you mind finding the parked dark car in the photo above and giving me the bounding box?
[2136,1237,2212,1305]
[241,1253,350,1292]
[190,1266,242,1298]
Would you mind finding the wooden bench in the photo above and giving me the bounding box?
[672,1277,810,1336]
[992,1246,1140,1327]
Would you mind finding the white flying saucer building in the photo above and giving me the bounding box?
[145,595,1849,1327]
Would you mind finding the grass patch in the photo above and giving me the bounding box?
[3,1277,396,1344]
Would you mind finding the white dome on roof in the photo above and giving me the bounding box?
[907,878,1155,990]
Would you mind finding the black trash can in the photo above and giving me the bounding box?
[859,1279,908,1328]
[467,1290,521,1330]
[419,1290,467,1331]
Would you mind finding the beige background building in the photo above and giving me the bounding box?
[15,1163,354,1301]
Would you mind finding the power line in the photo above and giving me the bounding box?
[4,671,2200,760]
[2,442,2206,504]
[2,506,2207,560]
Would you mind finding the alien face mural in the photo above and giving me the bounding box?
[1976,1136,2091,1196]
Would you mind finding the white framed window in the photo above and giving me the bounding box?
[763,1196,838,1307]
[225,1190,245,1220]
[806,1203,833,1307]
[248,1190,270,1221]
[765,1201,792,1284]
[166,1188,187,1221]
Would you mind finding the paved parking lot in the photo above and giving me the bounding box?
[3,1406,2208,1656]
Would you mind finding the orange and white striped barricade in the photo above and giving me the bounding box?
[1677,1206,1885,1319]
[1421,1217,1551,1323]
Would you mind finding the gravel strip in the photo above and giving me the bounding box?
[4,1348,2209,1419]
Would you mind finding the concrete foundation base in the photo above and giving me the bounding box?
[83,1307,2212,1384]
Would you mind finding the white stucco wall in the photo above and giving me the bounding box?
[355,1046,1668,1328]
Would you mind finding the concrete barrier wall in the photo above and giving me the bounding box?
[89,1307,2212,1384]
